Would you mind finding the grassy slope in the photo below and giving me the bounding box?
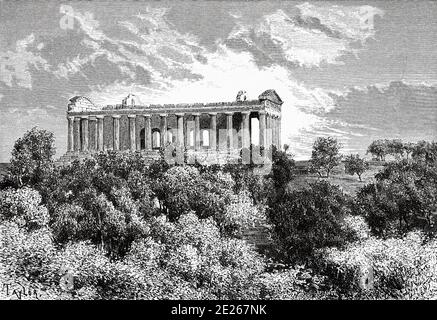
[292,162,384,196]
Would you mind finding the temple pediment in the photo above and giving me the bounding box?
[258,89,283,105]
[68,96,100,112]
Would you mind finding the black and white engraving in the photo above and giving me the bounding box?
[0,0,436,303]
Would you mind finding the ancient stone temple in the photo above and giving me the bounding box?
[59,89,283,164]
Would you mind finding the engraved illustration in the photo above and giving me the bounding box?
[0,0,436,302]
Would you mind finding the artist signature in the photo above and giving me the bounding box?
[1,281,40,300]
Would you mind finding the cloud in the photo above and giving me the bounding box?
[49,5,353,159]
[87,44,336,159]
[48,5,207,90]
[225,3,384,68]
[294,81,437,158]
[296,3,384,43]
[344,79,437,95]
[0,34,50,89]
[3,3,431,163]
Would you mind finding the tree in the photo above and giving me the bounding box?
[367,139,388,161]
[386,139,404,159]
[310,137,342,178]
[0,187,49,230]
[344,154,369,181]
[412,141,437,163]
[51,187,149,257]
[268,181,355,262]
[38,153,155,257]
[6,127,55,187]
[270,146,295,190]
[355,159,437,237]
[157,166,234,224]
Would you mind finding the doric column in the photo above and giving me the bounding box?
[160,114,168,148]
[145,115,152,150]
[67,116,74,152]
[275,116,279,147]
[88,116,97,151]
[272,115,276,147]
[259,111,266,148]
[278,116,282,149]
[193,113,201,151]
[128,115,136,151]
[209,113,217,151]
[74,117,81,152]
[96,115,104,152]
[176,113,184,147]
[81,116,89,152]
[271,115,275,148]
[112,115,120,151]
[136,116,142,151]
[274,116,278,147]
[242,111,250,149]
[266,114,272,148]
[184,117,189,148]
[276,116,280,147]
[225,112,233,151]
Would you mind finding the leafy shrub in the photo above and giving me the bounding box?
[51,204,87,243]
[386,139,404,159]
[94,151,150,180]
[3,127,55,188]
[366,139,437,162]
[355,159,437,237]
[253,266,332,300]
[342,215,371,240]
[137,213,266,299]
[50,188,149,257]
[268,146,295,192]
[220,163,271,205]
[321,231,437,299]
[40,154,156,220]
[268,181,356,262]
[157,166,234,223]
[126,170,156,217]
[222,191,267,236]
[0,187,49,229]
[412,140,437,163]
[0,222,56,283]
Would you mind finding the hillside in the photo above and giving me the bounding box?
[292,161,384,196]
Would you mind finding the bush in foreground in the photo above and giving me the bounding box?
[0,187,49,230]
[268,181,356,262]
[321,231,437,299]
[355,159,437,237]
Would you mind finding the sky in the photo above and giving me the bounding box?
[0,0,436,161]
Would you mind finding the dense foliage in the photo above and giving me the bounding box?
[355,159,437,237]
[1,129,436,300]
[268,181,356,262]
[1,127,55,188]
[321,231,437,299]
[367,139,437,162]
